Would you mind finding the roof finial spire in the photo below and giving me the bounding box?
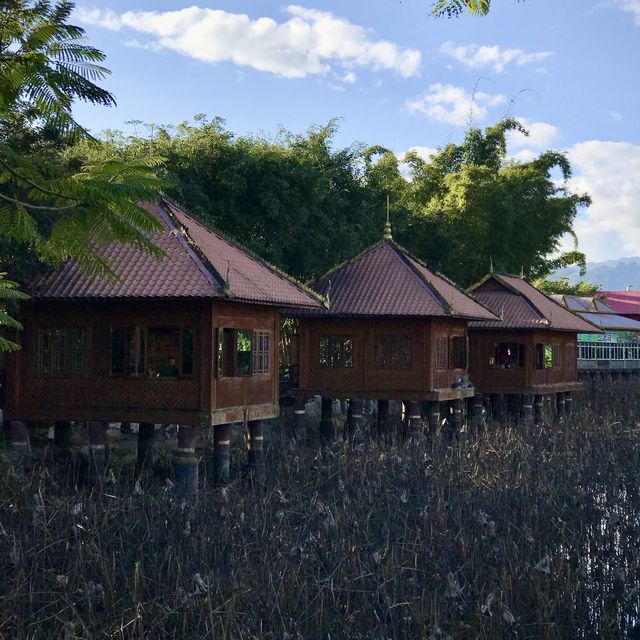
[489,257,494,273]
[520,265,525,278]
[383,194,393,241]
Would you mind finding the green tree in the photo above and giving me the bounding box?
[431,0,526,17]
[534,277,600,297]
[401,118,590,286]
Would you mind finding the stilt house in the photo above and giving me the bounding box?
[291,224,498,436]
[467,272,601,420]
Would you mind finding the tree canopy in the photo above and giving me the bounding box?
[431,0,527,17]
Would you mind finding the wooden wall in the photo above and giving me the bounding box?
[469,329,580,394]
[297,316,470,400]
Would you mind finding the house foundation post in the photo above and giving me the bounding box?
[8,420,30,469]
[428,401,441,432]
[556,392,566,419]
[404,401,422,442]
[88,421,107,484]
[565,392,573,415]
[212,423,231,485]
[452,398,464,435]
[293,396,307,441]
[54,421,72,454]
[534,395,544,424]
[472,394,484,432]
[135,422,155,481]
[247,419,265,482]
[522,394,534,425]
[173,424,198,494]
[377,399,390,438]
[320,397,334,441]
[348,399,364,441]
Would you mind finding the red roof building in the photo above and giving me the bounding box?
[600,291,640,321]
[5,199,322,488]
[467,273,601,420]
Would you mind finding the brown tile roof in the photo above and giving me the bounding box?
[29,199,322,309]
[468,273,602,332]
[299,241,497,320]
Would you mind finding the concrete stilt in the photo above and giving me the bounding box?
[452,398,464,435]
[54,420,72,454]
[428,401,441,432]
[293,396,307,441]
[534,395,544,424]
[405,400,422,442]
[8,420,30,469]
[522,394,534,425]
[472,394,484,432]
[348,399,364,441]
[247,419,265,482]
[377,399,390,438]
[556,392,566,419]
[320,396,334,441]
[565,392,573,415]
[173,424,198,494]
[212,423,230,485]
[135,422,155,480]
[88,420,107,484]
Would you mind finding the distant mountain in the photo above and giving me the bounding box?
[553,257,640,291]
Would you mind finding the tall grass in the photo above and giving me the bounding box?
[1,378,639,639]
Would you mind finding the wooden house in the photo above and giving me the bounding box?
[4,198,322,489]
[467,273,601,421]
[290,225,498,438]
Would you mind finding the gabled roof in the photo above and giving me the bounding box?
[29,199,323,309]
[600,291,640,315]
[301,240,497,320]
[468,273,601,332]
[551,294,640,332]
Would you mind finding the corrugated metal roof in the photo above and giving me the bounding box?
[601,291,640,315]
[575,312,640,331]
[29,199,323,309]
[303,241,498,320]
[468,273,601,333]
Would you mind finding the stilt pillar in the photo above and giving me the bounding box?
[472,394,484,431]
[54,420,72,453]
[565,392,573,415]
[483,396,492,421]
[405,400,422,442]
[348,399,364,441]
[556,392,566,419]
[8,420,30,468]
[293,396,307,441]
[377,399,390,437]
[135,422,155,480]
[247,419,265,482]
[534,395,544,424]
[212,423,230,485]
[173,425,198,494]
[522,394,534,425]
[428,401,441,432]
[452,398,464,434]
[320,396,334,441]
[87,421,107,484]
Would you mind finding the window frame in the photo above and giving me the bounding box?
[37,327,86,377]
[535,343,554,369]
[216,327,272,378]
[318,334,354,369]
[374,334,412,371]
[435,336,448,370]
[449,335,468,370]
[489,342,526,369]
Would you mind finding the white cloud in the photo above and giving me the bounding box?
[405,83,504,125]
[341,71,357,84]
[440,41,553,73]
[508,117,559,149]
[568,140,640,260]
[616,0,640,25]
[74,5,421,79]
[609,110,623,120]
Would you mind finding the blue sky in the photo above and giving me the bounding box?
[72,0,640,264]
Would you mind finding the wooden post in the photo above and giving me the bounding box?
[135,422,155,480]
[472,393,484,431]
[320,396,334,441]
[405,400,422,442]
[212,423,230,485]
[377,399,390,437]
[247,419,265,482]
[293,396,307,441]
[483,395,493,422]
[556,392,566,419]
[522,394,534,425]
[173,424,198,494]
[8,420,30,469]
[428,401,441,432]
[87,421,107,484]
[54,420,72,454]
[452,398,464,435]
[565,392,573,415]
[534,395,544,424]
[348,399,364,440]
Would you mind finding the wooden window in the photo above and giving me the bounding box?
[489,342,525,369]
[535,343,554,369]
[217,328,253,377]
[450,336,467,369]
[253,330,270,375]
[37,328,85,376]
[111,326,194,377]
[435,336,448,369]
[319,335,353,368]
[374,334,412,370]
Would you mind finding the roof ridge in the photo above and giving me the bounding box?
[162,198,326,307]
[156,200,226,295]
